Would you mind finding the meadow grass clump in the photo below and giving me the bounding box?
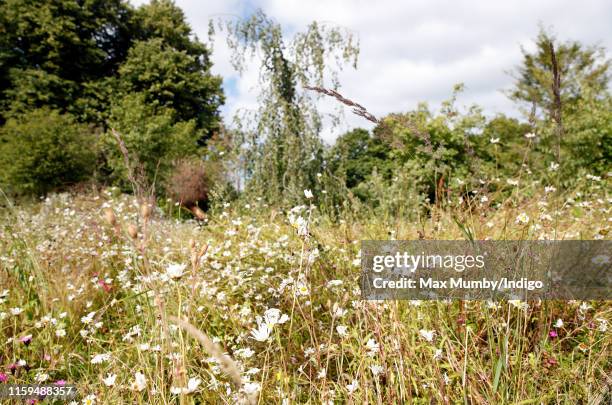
[0,182,610,404]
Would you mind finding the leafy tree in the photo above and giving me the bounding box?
[561,91,611,179]
[0,0,133,123]
[474,115,533,178]
[508,28,610,178]
[105,93,198,189]
[117,37,223,138]
[327,128,393,189]
[373,86,487,202]
[509,27,610,119]
[131,0,207,57]
[218,10,359,204]
[1,0,225,194]
[0,109,97,195]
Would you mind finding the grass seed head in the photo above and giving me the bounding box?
[127,224,138,239]
[103,208,117,226]
[141,203,152,220]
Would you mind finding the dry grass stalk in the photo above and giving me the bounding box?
[168,316,257,404]
[168,316,242,385]
[304,85,380,124]
[304,85,433,151]
[110,128,156,208]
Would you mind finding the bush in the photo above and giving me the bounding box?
[105,92,199,190]
[166,159,211,208]
[0,109,97,195]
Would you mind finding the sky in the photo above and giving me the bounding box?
[131,0,612,143]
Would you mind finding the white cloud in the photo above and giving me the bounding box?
[131,0,612,143]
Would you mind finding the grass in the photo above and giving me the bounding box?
[0,184,610,404]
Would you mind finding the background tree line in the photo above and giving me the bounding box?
[0,1,609,218]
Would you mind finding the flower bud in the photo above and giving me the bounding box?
[127,224,138,239]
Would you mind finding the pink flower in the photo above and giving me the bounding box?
[549,330,558,338]
[54,380,66,386]
[0,372,8,382]
[98,279,112,293]
[19,335,32,345]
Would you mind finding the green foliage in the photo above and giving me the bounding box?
[372,86,487,199]
[561,91,612,178]
[105,93,198,189]
[0,0,133,123]
[508,27,610,119]
[1,0,225,194]
[327,128,393,189]
[118,37,223,136]
[219,9,359,205]
[0,109,96,195]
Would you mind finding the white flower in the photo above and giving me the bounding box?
[55,328,66,338]
[346,379,359,394]
[525,132,536,139]
[327,280,343,287]
[243,382,261,394]
[419,329,435,342]
[166,263,186,280]
[544,186,556,193]
[336,325,348,337]
[91,353,111,364]
[554,319,564,328]
[132,372,147,392]
[295,280,310,296]
[82,394,97,405]
[490,137,500,144]
[235,347,255,358]
[304,189,314,199]
[365,338,379,355]
[263,308,289,327]
[288,214,309,236]
[433,349,443,360]
[506,179,519,186]
[250,321,272,342]
[103,373,117,387]
[10,307,23,316]
[549,162,559,172]
[35,372,49,382]
[81,311,96,324]
[591,255,610,265]
[509,300,529,311]
[370,364,384,376]
[596,318,608,332]
[171,377,201,394]
[515,213,530,224]
[332,305,347,318]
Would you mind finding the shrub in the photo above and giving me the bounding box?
[167,159,211,208]
[105,92,199,190]
[0,108,97,195]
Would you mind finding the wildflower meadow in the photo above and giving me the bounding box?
[0,0,610,403]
